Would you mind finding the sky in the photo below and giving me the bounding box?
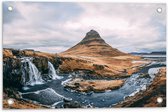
[3,2,166,53]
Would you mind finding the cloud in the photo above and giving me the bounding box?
[3,2,24,24]
[63,3,166,52]
[3,2,166,53]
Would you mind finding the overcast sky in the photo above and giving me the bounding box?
[3,2,166,53]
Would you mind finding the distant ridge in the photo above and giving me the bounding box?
[130,51,166,55]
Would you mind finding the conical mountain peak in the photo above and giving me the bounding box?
[79,30,105,45]
[81,30,102,42]
[86,30,100,38]
[61,30,126,57]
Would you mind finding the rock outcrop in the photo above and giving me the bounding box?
[64,78,125,92]
[3,57,22,88]
[3,48,62,88]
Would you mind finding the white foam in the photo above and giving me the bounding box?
[20,88,55,95]
[132,60,149,64]
[148,67,161,79]
[20,88,71,100]
[61,78,72,85]
[127,85,146,98]
[51,100,63,107]
[20,89,43,95]
[105,90,112,92]
[128,89,139,97]
[48,61,63,80]
[22,86,30,90]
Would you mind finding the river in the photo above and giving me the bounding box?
[19,55,166,108]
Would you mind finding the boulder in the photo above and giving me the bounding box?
[63,99,82,108]
[33,57,49,74]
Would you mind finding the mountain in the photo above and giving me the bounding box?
[60,30,127,57]
[130,51,166,55]
[58,30,140,78]
[150,51,166,55]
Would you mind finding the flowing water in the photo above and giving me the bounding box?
[48,61,63,80]
[21,58,44,86]
[19,55,166,108]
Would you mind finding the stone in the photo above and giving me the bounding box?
[3,57,22,88]
[63,99,82,108]
[93,64,105,70]
[139,73,151,78]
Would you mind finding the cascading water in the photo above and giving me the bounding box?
[21,58,44,86]
[48,61,62,80]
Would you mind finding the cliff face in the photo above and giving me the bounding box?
[61,30,127,57]
[3,48,62,88]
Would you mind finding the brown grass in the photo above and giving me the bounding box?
[65,79,125,92]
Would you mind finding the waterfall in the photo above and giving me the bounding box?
[48,61,62,80]
[21,58,44,86]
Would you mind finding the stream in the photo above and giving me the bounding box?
[19,55,166,108]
